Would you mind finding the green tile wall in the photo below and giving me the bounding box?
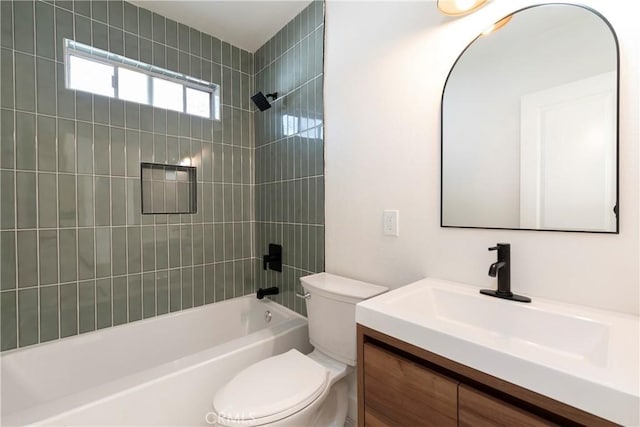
[254,1,325,315]
[0,0,256,351]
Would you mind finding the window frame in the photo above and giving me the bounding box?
[64,38,220,120]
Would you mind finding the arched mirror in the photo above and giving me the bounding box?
[441,4,619,233]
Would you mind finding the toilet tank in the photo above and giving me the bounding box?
[300,273,387,366]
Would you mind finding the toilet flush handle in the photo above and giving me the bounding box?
[295,291,311,300]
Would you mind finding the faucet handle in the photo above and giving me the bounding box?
[488,246,498,251]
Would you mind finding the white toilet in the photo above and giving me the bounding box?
[212,273,387,427]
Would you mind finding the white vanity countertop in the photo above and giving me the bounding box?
[356,278,640,426]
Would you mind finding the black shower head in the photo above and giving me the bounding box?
[251,91,278,112]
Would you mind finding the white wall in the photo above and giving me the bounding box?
[324,0,639,315]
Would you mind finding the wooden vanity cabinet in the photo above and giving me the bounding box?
[357,325,618,427]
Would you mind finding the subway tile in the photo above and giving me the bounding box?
[156,270,168,315]
[142,226,155,272]
[92,21,108,51]
[59,229,77,282]
[169,225,181,268]
[181,267,192,309]
[16,112,36,170]
[76,122,93,174]
[126,178,141,225]
[124,32,138,60]
[111,227,127,276]
[95,227,111,278]
[37,116,56,172]
[78,227,95,280]
[39,285,59,343]
[59,282,77,337]
[110,99,125,128]
[74,12,90,46]
[127,226,141,273]
[180,225,193,266]
[55,1,73,12]
[143,272,155,318]
[55,7,73,61]
[35,2,55,59]
[0,1,13,49]
[16,172,37,229]
[1,232,16,290]
[152,42,165,68]
[92,1,107,23]
[1,171,14,230]
[123,2,138,34]
[177,23,189,52]
[14,1,34,54]
[125,130,140,177]
[113,276,127,325]
[38,230,58,285]
[108,0,123,29]
[109,26,124,56]
[214,262,224,302]
[58,173,76,227]
[96,278,112,329]
[18,288,38,347]
[204,264,214,304]
[74,1,91,18]
[152,13,165,44]
[138,8,152,39]
[169,268,181,312]
[36,58,56,115]
[139,37,152,64]
[77,175,94,226]
[78,280,95,333]
[223,261,234,300]
[1,109,14,168]
[1,291,17,350]
[94,176,110,226]
[112,177,126,226]
[93,96,109,125]
[128,274,142,322]
[211,36,221,64]
[75,92,93,122]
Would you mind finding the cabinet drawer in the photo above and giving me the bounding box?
[459,384,559,427]
[363,343,458,427]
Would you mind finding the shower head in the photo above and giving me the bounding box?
[251,91,278,112]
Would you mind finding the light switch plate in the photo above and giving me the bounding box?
[383,210,399,236]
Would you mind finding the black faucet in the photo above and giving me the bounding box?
[257,287,279,299]
[480,243,531,303]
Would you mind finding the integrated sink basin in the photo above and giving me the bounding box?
[356,278,639,426]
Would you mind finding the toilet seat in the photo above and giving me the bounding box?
[213,349,329,426]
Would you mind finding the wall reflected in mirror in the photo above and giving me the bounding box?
[441,4,618,233]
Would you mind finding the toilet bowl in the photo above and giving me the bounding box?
[212,273,387,427]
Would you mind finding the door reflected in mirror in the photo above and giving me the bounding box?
[441,4,618,233]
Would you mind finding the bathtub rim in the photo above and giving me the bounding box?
[0,295,302,357]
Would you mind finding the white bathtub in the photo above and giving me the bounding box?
[0,295,311,426]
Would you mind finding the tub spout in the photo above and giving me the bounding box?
[257,287,279,300]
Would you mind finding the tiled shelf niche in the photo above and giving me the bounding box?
[140,163,197,214]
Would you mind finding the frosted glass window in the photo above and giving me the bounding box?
[118,67,149,104]
[68,55,115,97]
[186,87,211,118]
[152,78,183,112]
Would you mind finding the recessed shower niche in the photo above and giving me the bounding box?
[140,163,197,215]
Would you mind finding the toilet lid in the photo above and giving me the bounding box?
[213,349,328,425]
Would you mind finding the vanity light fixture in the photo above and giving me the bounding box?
[437,0,487,16]
[482,15,513,35]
